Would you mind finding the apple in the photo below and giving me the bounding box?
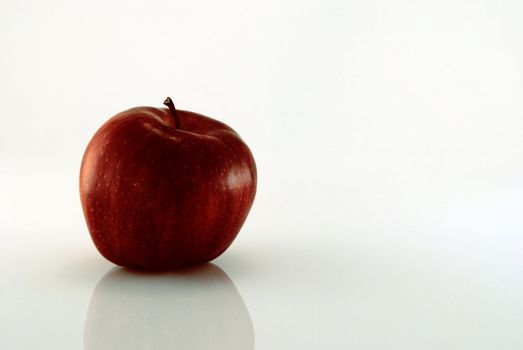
[84,264,254,349]
[80,98,256,269]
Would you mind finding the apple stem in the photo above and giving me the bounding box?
[163,97,181,129]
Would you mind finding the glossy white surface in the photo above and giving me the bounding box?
[1,0,522,348]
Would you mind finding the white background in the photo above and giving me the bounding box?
[1,0,522,349]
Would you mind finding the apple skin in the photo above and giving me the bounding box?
[80,102,256,269]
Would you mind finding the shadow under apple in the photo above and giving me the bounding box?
[84,264,254,349]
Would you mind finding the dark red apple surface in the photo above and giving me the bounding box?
[80,98,256,269]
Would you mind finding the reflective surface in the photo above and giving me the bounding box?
[85,264,254,349]
[1,234,521,349]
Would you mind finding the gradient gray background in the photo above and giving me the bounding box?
[1,0,522,348]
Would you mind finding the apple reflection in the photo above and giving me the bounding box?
[84,264,254,349]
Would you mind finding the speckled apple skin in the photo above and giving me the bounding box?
[80,106,257,269]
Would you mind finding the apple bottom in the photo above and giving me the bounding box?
[85,196,252,270]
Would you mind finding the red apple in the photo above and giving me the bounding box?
[80,98,256,269]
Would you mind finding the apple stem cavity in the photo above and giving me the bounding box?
[163,97,181,129]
